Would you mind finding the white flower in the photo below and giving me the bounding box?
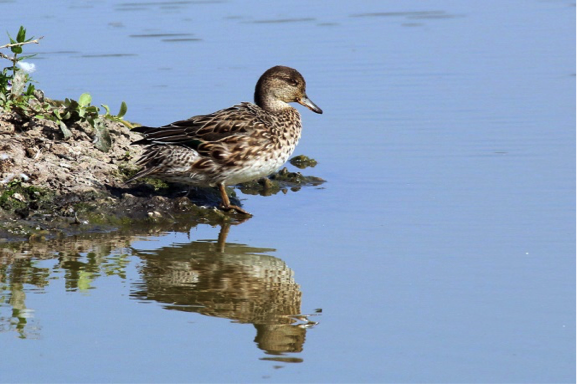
[17,61,36,74]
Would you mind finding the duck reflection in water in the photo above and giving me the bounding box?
[130,222,318,359]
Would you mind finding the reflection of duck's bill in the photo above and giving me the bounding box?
[297,95,323,114]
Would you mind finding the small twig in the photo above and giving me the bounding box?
[0,36,43,50]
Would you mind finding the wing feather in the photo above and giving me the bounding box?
[131,102,266,149]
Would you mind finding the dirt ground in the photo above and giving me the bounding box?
[0,112,324,241]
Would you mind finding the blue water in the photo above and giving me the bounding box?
[0,1,575,383]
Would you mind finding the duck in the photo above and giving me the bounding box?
[127,65,322,216]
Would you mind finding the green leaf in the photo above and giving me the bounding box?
[117,101,127,118]
[121,120,134,129]
[78,93,91,107]
[19,54,37,61]
[16,26,26,43]
[25,83,35,96]
[10,45,22,54]
[86,106,99,114]
[58,121,73,139]
[93,118,112,152]
[10,71,26,95]
[101,104,111,115]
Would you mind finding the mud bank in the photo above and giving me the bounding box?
[0,113,324,242]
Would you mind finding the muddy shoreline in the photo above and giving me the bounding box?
[0,112,324,242]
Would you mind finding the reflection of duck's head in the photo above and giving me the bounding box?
[130,223,318,354]
[254,323,306,354]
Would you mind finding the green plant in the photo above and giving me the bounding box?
[102,101,130,127]
[0,26,40,112]
[51,93,131,151]
[1,26,132,153]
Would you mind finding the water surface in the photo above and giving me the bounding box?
[0,0,575,382]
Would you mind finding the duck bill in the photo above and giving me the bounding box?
[298,95,323,114]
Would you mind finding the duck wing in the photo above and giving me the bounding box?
[131,102,267,150]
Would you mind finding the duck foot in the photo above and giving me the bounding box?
[218,183,253,216]
[219,203,253,216]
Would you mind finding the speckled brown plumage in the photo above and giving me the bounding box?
[127,66,322,216]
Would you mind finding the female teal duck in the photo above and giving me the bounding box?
[128,66,322,216]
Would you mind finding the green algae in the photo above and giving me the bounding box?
[289,154,318,169]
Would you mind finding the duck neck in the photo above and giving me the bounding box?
[255,93,292,113]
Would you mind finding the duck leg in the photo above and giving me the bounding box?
[218,183,253,216]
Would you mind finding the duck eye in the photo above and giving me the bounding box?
[288,79,299,86]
